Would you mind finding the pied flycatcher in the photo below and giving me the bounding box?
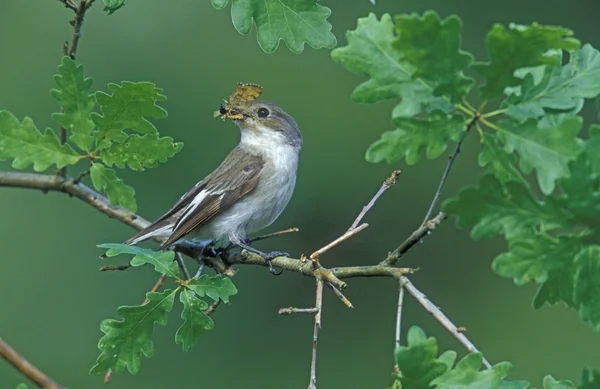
[124,84,302,273]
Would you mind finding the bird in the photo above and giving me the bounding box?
[123,84,302,274]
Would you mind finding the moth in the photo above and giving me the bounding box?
[214,82,264,120]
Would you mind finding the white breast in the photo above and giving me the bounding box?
[203,127,300,243]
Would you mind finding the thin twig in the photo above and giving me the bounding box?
[57,0,97,178]
[175,252,191,280]
[395,283,404,350]
[71,169,90,185]
[194,263,205,278]
[249,227,299,243]
[381,212,446,267]
[310,223,368,262]
[57,0,77,11]
[349,170,400,231]
[68,0,93,59]
[421,113,480,225]
[400,276,492,369]
[205,300,221,316]
[143,274,168,304]
[308,279,324,389]
[0,337,64,389]
[99,264,131,271]
[325,282,353,308]
[278,307,319,315]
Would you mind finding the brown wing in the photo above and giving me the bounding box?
[158,147,264,249]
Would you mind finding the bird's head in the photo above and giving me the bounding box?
[216,84,302,149]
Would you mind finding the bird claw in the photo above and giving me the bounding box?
[263,251,288,276]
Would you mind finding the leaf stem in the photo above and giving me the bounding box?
[460,99,477,113]
[481,109,507,119]
[456,104,474,117]
[479,117,502,132]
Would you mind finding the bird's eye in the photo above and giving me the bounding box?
[219,103,228,115]
[257,107,270,118]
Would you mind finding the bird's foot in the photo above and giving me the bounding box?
[235,239,288,276]
[262,251,289,276]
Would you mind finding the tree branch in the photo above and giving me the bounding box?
[349,170,400,231]
[400,276,492,369]
[395,282,404,350]
[0,337,64,389]
[57,0,97,178]
[381,212,446,267]
[420,113,480,225]
[308,279,323,389]
[57,0,77,12]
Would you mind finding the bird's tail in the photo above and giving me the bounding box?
[123,220,174,246]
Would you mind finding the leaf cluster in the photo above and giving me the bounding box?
[91,244,238,375]
[333,12,600,330]
[0,57,183,212]
[391,326,600,389]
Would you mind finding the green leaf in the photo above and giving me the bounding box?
[474,22,580,99]
[15,384,28,389]
[215,0,336,54]
[175,289,214,352]
[554,138,600,229]
[186,274,238,303]
[394,11,474,101]
[533,265,576,310]
[443,174,566,240]
[366,113,465,165]
[0,111,80,171]
[103,0,125,15]
[50,57,96,152]
[573,246,600,329]
[100,133,183,171]
[504,45,600,122]
[92,82,167,150]
[90,163,137,212]
[331,13,452,118]
[478,133,523,183]
[393,326,449,389]
[97,243,180,279]
[544,376,577,389]
[433,353,529,389]
[492,234,581,285]
[579,368,600,389]
[91,289,177,375]
[497,116,583,194]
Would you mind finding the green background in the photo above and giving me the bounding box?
[1,0,599,388]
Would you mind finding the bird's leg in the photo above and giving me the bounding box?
[172,239,218,258]
[235,239,288,276]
